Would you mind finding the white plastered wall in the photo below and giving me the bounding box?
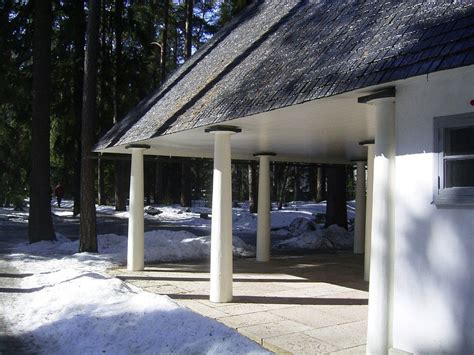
[392,65,474,353]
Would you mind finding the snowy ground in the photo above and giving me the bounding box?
[0,200,354,354]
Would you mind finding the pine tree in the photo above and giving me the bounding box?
[316,165,326,202]
[180,161,192,207]
[79,0,101,252]
[113,0,128,212]
[72,0,86,216]
[160,0,170,83]
[248,163,258,213]
[325,165,347,229]
[28,0,56,243]
[184,0,193,59]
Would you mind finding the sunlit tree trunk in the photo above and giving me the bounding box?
[248,163,258,213]
[79,0,100,253]
[278,166,290,210]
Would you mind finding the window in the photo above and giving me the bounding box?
[434,113,474,205]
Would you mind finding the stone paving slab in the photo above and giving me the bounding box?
[269,306,350,329]
[329,344,366,354]
[217,311,285,328]
[238,319,313,343]
[304,320,368,350]
[177,299,229,319]
[263,332,339,355]
[109,254,368,354]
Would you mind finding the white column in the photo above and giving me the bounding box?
[255,153,274,262]
[126,145,149,271]
[366,97,396,355]
[207,127,239,303]
[354,161,366,254]
[364,143,375,281]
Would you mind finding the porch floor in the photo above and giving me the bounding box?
[108,254,368,354]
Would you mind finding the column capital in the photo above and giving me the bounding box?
[125,144,151,150]
[253,152,276,157]
[357,87,395,105]
[205,125,241,134]
[351,158,367,163]
[359,139,375,147]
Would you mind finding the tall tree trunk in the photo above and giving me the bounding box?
[97,156,105,205]
[278,166,290,210]
[79,0,100,253]
[160,0,169,83]
[248,162,258,213]
[309,165,317,201]
[184,0,193,59]
[145,161,151,205]
[239,165,245,201]
[293,166,300,201]
[271,163,277,202]
[72,0,85,216]
[325,165,347,229]
[113,0,127,211]
[154,161,163,203]
[28,0,55,242]
[97,0,109,205]
[113,0,122,117]
[180,162,192,207]
[173,26,178,65]
[348,167,355,201]
[114,161,128,210]
[316,164,326,202]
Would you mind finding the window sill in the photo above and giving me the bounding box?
[433,196,474,208]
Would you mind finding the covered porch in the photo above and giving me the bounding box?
[99,85,396,354]
[93,1,474,352]
[109,253,368,354]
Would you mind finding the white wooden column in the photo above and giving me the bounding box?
[354,161,366,254]
[206,125,241,303]
[126,144,150,271]
[254,152,275,262]
[359,89,396,355]
[359,142,375,282]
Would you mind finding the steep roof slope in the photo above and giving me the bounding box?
[96,0,474,150]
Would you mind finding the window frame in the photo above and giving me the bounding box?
[434,112,474,206]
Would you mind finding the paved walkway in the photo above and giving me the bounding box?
[108,253,368,354]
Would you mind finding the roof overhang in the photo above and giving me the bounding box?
[97,86,388,163]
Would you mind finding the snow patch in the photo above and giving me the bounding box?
[9,229,255,270]
[275,224,353,250]
[5,268,268,354]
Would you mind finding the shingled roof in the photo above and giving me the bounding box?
[96,0,474,151]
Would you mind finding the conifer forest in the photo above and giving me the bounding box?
[1,0,354,247]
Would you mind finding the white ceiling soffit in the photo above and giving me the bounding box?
[103,90,375,164]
